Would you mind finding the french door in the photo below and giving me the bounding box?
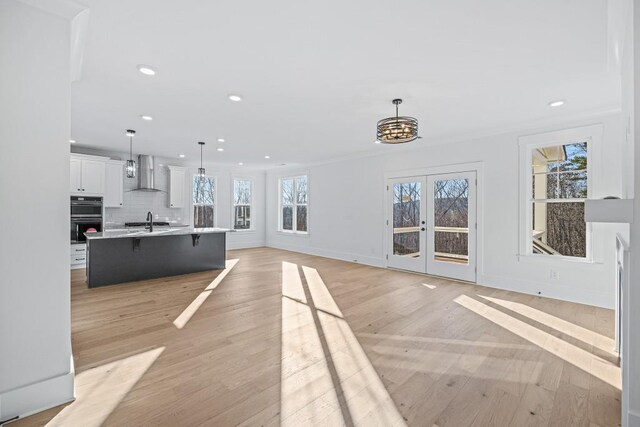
[387,171,477,282]
[387,177,427,273]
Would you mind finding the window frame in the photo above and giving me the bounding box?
[518,125,602,262]
[192,174,217,228]
[278,174,309,235]
[231,176,254,232]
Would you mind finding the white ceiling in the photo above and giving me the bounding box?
[71,0,621,168]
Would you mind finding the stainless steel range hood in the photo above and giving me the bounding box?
[134,155,162,191]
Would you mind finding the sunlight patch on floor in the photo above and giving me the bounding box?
[173,259,239,329]
[280,261,340,424]
[356,331,534,350]
[455,294,620,390]
[479,294,616,355]
[422,283,437,290]
[45,347,165,427]
[280,261,406,426]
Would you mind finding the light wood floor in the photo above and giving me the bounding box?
[12,247,620,426]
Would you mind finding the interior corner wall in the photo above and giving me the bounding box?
[182,165,267,250]
[266,114,626,309]
[626,1,640,425]
[0,1,74,421]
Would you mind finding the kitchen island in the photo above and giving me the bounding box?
[84,227,230,288]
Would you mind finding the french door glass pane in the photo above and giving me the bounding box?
[433,179,469,264]
[392,182,421,257]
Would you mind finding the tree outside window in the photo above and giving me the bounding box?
[531,142,587,257]
[280,175,308,233]
[233,178,252,230]
[193,175,215,228]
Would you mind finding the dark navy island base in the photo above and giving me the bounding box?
[85,229,228,288]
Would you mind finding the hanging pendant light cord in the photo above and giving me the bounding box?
[129,135,133,161]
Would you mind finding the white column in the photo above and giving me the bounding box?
[0,0,84,421]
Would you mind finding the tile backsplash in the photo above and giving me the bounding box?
[105,164,189,227]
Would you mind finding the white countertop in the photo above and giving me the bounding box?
[85,227,232,240]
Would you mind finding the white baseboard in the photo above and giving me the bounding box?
[264,242,611,308]
[266,241,385,268]
[628,410,640,427]
[0,368,74,423]
[226,239,266,250]
[478,273,613,309]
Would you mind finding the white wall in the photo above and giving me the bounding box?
[0,0,75,420]
[626,1,640,425]
[266,114,627,309]
[184,165,266,250]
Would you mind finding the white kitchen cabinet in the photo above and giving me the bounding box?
[81,160,105,194]
[70,243,86,269]
[70,154,108,196]
[168,166,186,208]
[104,160,124,207]
[70,158,82,193]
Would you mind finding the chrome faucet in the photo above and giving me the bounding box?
[146,211,153,232]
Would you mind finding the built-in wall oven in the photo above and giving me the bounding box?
[71,196,103,243]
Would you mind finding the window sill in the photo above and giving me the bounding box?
[276,230,310,237]
[232,229,256,233]
[517,253,601,265]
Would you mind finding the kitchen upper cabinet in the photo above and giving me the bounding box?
[70,158,82,193]
[70,154,108,196]
[168,166,186,208]
[81,160,105,194]
[104,160,124,207]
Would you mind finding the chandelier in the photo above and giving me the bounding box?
[376,99,419,144]
[125,129,136,178]
[198,141,206,177]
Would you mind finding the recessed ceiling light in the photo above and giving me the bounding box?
[217,138,225,143]
[69,139,76,144]
[137,65,156,76]
[179,154,185,158]
[238,162,244,166]
[228,94,243,102]
[217,148,224,152]
[141,115,153,121]
[548,100,565,107]
[264,155,270,159]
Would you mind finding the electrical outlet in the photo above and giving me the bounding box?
[550,270,560,280]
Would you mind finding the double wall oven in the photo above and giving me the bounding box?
[71,196,103,244]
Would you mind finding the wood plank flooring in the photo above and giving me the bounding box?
[11,247,620,426]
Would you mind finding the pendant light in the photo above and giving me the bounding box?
[376,99,420,144]
[198,141,206,178]
[125,129,137,178]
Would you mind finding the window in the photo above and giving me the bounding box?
[529,141,588,257]
[233,178,252,230]
[279,175,308,233]
[193,175,215,228]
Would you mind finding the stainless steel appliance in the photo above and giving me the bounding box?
[71,196,103,243]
